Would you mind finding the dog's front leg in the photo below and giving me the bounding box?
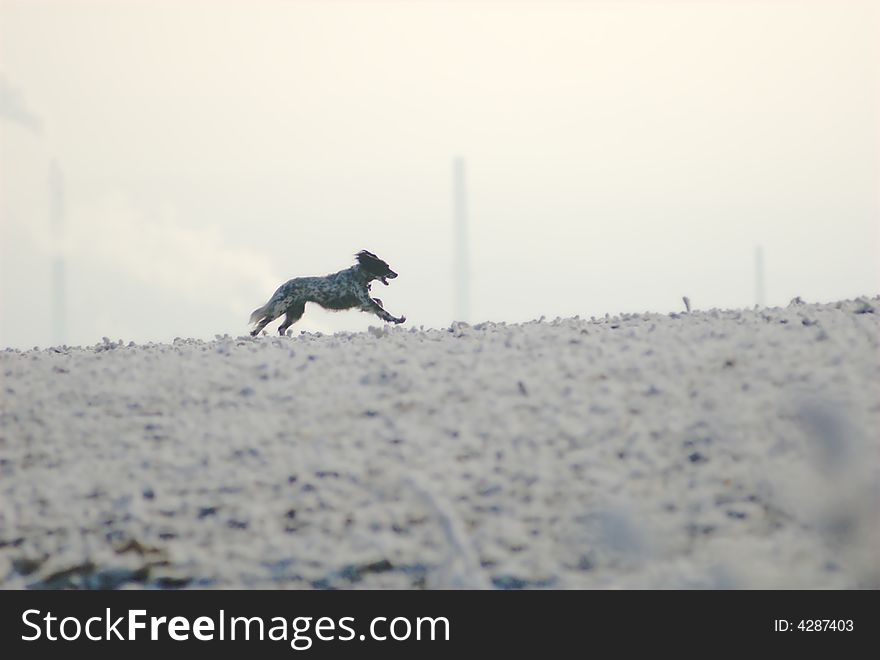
[358,290,405,324]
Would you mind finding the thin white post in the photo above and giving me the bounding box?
[453,157,470,322]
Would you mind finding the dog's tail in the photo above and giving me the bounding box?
[249,301,271,325]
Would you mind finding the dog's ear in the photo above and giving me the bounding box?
[356,250,390,274]
[356,250,380,262]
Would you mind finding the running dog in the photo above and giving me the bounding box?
[249,250,406,336]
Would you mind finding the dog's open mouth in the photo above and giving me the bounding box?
[380,277,389,285]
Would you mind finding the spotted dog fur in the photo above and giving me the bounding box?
[249,250,406,336]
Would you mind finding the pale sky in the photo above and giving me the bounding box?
[1,0,878,348]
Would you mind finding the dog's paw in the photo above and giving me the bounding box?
[395,316,406,324]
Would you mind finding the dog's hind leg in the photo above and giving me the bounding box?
[278,302,305,336]
[250,314,275,337]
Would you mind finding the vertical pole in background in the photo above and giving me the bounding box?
[755,245,765,308]
[453,156,470,322]
[49,159,66,346]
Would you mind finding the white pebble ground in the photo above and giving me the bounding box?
[1,297,878,589]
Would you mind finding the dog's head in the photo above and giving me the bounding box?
[356,250,398,286]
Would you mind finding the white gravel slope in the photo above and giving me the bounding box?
[1,297,878,589]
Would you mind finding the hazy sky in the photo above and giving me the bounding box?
[1,0,878,348]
